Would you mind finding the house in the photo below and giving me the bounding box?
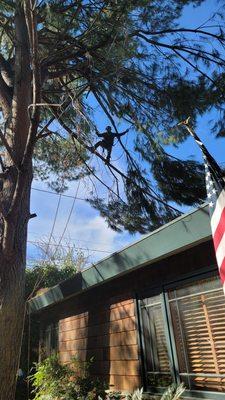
[29,204,225,399]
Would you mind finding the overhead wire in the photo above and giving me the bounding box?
[44,194,62,260]
[27,193,63,300]
[50,180,81,260]
[31,186,87,200]
[27,241,111,253]
[27,127,82,297]
[28,232,113,248]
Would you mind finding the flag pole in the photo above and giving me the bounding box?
[178,117,222,178]
[178,117,225,294]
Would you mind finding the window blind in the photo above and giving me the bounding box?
[169,277,225,392]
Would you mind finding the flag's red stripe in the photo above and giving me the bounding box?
[213,206,225,251]
[219,256,225,284]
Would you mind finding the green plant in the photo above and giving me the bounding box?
[126,388,143,400]
[29,354,106,400]
[125,383,185,400]
[160,383,185,400]
[107,391,122,400]
[69,357,106,400]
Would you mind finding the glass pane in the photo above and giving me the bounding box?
[42,322,58,356]
[169,275,225,392]
[141,296,172,388]
[147,373,172,388]
[168,275,220,299]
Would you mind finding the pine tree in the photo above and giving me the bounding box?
[0,1,224,398]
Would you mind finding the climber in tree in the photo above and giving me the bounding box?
[94,126,129,162]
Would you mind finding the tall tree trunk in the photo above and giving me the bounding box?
[0,166,33,400]
[0,2,40,399]
[0,266,26,400]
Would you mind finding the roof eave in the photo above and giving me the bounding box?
[29,204,211,313]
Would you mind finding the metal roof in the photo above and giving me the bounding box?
[29,203,211,313]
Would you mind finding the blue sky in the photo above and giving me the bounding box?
[27,0,225,268]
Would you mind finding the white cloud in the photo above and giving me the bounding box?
[28,180,141,266]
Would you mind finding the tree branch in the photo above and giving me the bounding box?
[0,54,14,87]
[136,27,225,41]
[0,129,17,165]
[0,74,12,118]
[47,100,181,214]
[71,135,126,204]
[135,32,225,66]
[22,0,41,166]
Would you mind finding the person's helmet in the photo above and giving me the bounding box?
[106,126,112,132]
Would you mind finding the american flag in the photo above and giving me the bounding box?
[180,118,225,293]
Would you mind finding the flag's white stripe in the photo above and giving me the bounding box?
[215,231,225,269]
[211,189,225,234]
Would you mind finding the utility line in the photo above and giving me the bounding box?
[27,241,111,253]
[31,186,87,201]
[51,181,81,259]
[27,194,63,299]
[44,194,62,259]
[28,232,113,248]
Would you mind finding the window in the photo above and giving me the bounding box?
[169,276,225,392]
[140,295,172,389]
[41,322,58,357]
[140,274,225,396]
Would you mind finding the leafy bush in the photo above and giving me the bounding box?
[29,354,106,400]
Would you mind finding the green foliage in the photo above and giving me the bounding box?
[25,248,87,298]
[151,157,206,206]
[124,384,185,400]
[29,354,107,400]
[34,136,89,192]
[160,383,185,400]
[20,251,88,380]
[30,354,70,400]
[135,132,206,206]
[126,388,143,400]
[107,391,122,400]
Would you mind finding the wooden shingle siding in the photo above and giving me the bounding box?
[58,298,140,391]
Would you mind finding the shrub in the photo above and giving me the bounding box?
[29,354,106,400]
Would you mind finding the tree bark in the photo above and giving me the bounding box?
[0,165,33,400]
[0,266,26,400]
[0,3,40,398]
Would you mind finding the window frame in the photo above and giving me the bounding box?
[137,265,225,399]
[40,321,59,358]
[139,294,174,393]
